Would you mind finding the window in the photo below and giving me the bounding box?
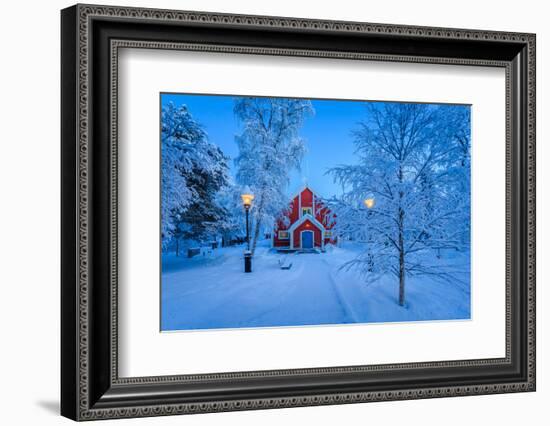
[278,231,290,240]
[325,230,332,238]
[301,207,313,216]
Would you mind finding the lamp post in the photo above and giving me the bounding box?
[363,197,375,271]
[241,192,254,273]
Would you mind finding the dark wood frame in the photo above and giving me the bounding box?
[61,4,536,421]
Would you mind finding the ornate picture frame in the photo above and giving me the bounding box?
[61,4,535,421]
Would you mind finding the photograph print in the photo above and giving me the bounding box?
[160,93,471,332]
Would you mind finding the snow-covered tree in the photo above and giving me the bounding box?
[171,145,231,250]
[328,102,470,306]
[234,97,314,255]
[212,178,248,246]
[161,102,230,250]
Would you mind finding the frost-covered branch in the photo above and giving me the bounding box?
[234,97,314,255]
[327,102,471,306]
[161,102,232,251]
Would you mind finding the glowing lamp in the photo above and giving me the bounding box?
[241,193,254,210]
[364,198,375,209]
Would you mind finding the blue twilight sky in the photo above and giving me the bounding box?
[161,93,367,198]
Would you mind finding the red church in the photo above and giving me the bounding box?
[272,186,336,251]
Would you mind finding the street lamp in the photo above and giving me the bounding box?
[363,198,375,247]
[363,198,375,209]
[241,192,254,273]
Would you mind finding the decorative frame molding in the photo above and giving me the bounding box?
[61,3,536,421]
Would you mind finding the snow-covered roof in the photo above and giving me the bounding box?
[288,184,323,202]
[287,213,326,233]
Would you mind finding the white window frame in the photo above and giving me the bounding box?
[278,231,290,240]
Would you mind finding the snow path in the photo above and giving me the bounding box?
[161,241,470,331]
[243,255,355,327]
[162,245,356,330]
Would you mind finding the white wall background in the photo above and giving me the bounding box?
[0,0,546,424]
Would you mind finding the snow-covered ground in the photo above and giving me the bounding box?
[161,240,470,331]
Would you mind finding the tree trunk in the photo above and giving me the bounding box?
[398,241,405,306]
[251,217,262,256]
[175,237,179,257]
[398,207,405,306]
[250,188,266,256]
[397,165,405,306]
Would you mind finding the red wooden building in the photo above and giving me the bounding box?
[272,186,336,251]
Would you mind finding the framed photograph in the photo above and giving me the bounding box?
[61,4,536,421]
